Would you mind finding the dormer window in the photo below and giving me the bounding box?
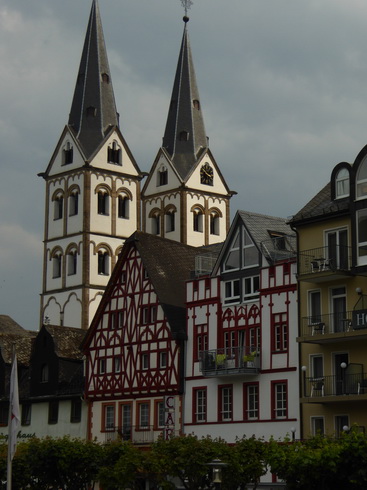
[193,99,201,110]
[357,159,367,199]
[101,73,110,84]
[179,131,189,141]
[107,140,122,165]
[86,106,97,117]
[335,168,350,198]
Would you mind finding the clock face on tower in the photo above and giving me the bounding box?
[200,163,214,186]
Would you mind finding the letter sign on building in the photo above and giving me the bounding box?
[164,395,175,440]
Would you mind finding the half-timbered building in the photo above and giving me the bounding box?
[82,231,217,444]
[184,210,300,445]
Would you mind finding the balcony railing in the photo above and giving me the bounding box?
[104,425,180,444]
[300,310,367,338]
[200,347,260,376]
[304,374,367,398]
[298,245,352,277]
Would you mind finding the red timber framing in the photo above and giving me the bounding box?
[84,246,181,398]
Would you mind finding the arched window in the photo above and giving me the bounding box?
[118,195,130,219]
[357,159,367,199]
[335,168,349,198]
[98,250,110,275]
[107,140,122,165]
[62,141,73,165]
[210,212,220,236]
[150,211,160,235]
[53,193,64,220]
[193,207,204,233]
[97,190,110,216]
[69,190,79,216]
[67,250,77,275]
[165,206,176,233]
[52,251,62,278]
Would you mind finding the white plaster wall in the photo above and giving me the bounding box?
[0,400,88,442]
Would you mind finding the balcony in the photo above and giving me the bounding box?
[303,372,367,403]
[298,245,352,282]
[104,425,180,444]
[299,310,367,343]
[200,347,260,377]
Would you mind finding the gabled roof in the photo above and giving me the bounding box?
[237,210,294,246]
[84,231,219,347]
[41,325,86,361]
[162,17,208,180]
[213,210,295,274]
[68,0,119,159]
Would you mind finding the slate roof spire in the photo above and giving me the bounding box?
[68,0,119,159]
[162,16,208,179]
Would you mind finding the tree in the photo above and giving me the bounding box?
[98,441,146,490]
[24,436,102,489]
[148,434,229,489]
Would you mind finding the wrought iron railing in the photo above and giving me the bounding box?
[104,425,179,444]
[298,245,351,276]
[300,311,367,337]
[304,374,367,398]
[200,347,260,376]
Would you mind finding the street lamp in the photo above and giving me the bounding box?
[208,458,227,489]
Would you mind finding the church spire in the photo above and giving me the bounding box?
[68,0,119,159]
[162,17,208,180]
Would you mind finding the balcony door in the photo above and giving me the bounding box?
[334,353,349,395]
[326,229,348,270]
[330,287,346,333]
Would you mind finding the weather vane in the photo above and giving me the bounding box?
[181,0,193,17]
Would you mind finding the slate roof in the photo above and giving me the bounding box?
[162,18,208,180]
[290,182,350,225]
[84,231,221,346]
[68,0,119,159]
[238,210,294,244]
[0,316,36,365]
[43,325,86,360]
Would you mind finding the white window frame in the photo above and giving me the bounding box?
[243,275,260,301]
[335,168,349,198]
[224,279,240,305]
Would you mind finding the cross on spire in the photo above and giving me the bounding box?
[181,0,193,16]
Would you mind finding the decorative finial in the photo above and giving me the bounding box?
[181,0,193,17]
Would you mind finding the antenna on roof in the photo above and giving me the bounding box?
[181,0,193,19]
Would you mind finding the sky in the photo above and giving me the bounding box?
[2,0,367,330]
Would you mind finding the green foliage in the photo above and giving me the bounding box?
[98,441,146,490]
[267,431,367,490]
[4,431,367,489]
[148,434,229,489]
[221,436,268,490]
[14,436,102,489]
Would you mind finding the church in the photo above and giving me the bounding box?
[38,0,233,332]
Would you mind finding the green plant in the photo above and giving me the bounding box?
[216,354,226,365]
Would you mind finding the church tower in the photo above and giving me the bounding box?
[141,16,234,247]
[39,0,142,330]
